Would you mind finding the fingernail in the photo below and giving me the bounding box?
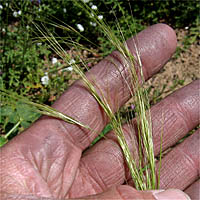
[153,189,191,200]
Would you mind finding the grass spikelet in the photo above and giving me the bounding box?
[0,88,91,130]
[1,1,162,190]
[32,1,159,190]
[76,1,158,190]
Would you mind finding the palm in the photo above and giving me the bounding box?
[1,24,199,200]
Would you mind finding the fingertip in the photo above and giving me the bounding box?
[127,23,177,80]
[154,23,177,52]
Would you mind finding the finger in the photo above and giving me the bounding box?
[151,79,200,155]
[69,81,199,195]
[184,179,200,200]
[158,129,199,190]
[79,186,190,200]
[51,23,177,149]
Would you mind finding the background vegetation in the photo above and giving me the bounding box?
[0,0,199,143]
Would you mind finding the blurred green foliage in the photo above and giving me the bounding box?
[0,0,199,140]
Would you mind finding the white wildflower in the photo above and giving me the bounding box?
[63,59,75,72]
[37,42,42,46]
[41,73,49,85]
[2,28,6,32]
[18,10,21,15]
[90,22,97,27]
[67,66,73,71]
[69,59,75,65]
[52,57,58,64]
[98,15,103,20]
[77,24,84,32]
[5,3,8,7]
[13,11,18,17]
[91,5,97,10]
[82,0,90,3]
[0,5,3,9]
[63,8,67,13]
[62,66,73,72]
[26,25,30,29]
[185,26,189,30]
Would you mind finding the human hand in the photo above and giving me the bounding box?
[1,24,199,200]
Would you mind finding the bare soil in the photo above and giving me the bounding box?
[144,29,200,101]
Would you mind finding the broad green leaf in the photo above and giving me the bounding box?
[1,105,20,124]
[7,112,20,124]
[21,121,31,129]
[1,106,14,116]
[16,102,40,122]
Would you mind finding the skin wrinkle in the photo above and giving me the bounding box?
[47,155,64,195]
[108,51,134,94]
[57,84,105,121]
[180,93,200,125]
[100,147,125,185]
[160,108,184,146]
[1,161,27,194]
[23,159,51,196]
[160,152,197,190]
[16,129,81,197]
[69,53,133,147]
[178,147,198,176]
[86,53,131,114]
[26,135,62,183]
[181,131,200,174]
[72,166,97,197]
[159,131,199,190]
[7,152,37,192]
[89,51,131,94]
[57,120,75,145]
[45,144,79,198]
[85,141,125,186]
[126,24,177,79]
[28,149,43,178]
[151,83,199,155]
[81,159,106,193]
[109,50,141,88]
[68,140,126,198]
[61,149,81,198]
[17,160,51,196]
[184,179,200,199]
[80,116,99,146]
[54,85,107,149]
[170,96,192,132]
[116,185,126,200]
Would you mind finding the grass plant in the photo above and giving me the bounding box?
[1,1,162,191]
[33,1,158,190]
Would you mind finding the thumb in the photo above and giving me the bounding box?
[150,189,191,200]
[79,185,191,200]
